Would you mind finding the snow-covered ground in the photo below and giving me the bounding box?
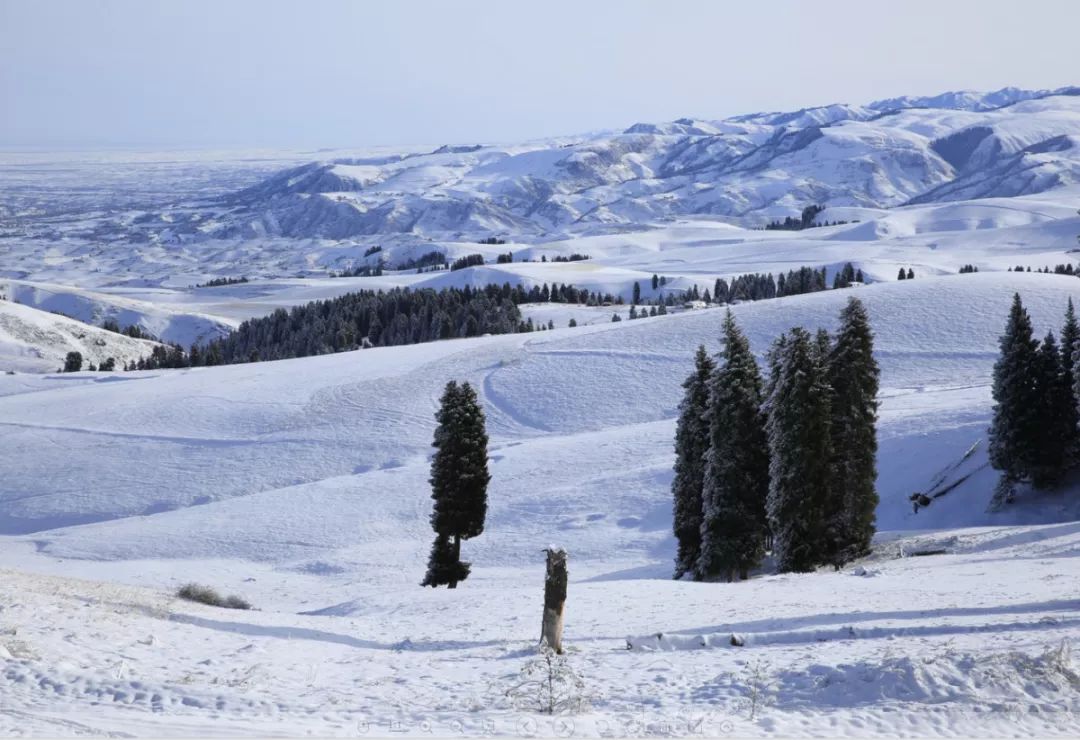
[3,89,1080,735]
[2,270,1080,735]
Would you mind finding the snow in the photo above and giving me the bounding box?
[2,269,1080,734]
[0,298,162,373]
[3,87,1080,735]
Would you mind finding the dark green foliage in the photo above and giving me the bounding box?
[633,281,641,304]
[775,267,826,298]
[825,298,880,565]
[832,262,857,289]
[423,381,490,588]
[652,274,659,291]
[989,294,1043,485]
[177,583,251,610]
[63,351,83,372]
[959,264,979,274]
[1061,299,1080,459]
[421,534,471,589]
[99,357,116,372]
[195,276,249,288]
[451,254,485,271]
[765,328,833,573]
[906,268,915,280]
[763,204,845,231]
[897,268,907,281]
[697,313,769,581]
[187,286,523,366]
[398,250,448,272]
[671,346,715,579]
[1031,332,1071,488]
[496,252,514,264]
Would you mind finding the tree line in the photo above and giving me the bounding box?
[672,297,879,580]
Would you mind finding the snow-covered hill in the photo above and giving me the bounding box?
[0,298,162,373]
[3,86,1080,736]
[2,280,235,347]
[97,87,1080,242]
[1,272,1080,735]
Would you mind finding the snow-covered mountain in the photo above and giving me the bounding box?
[176,87,1080,241]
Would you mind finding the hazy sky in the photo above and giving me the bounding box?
[2,0,1077,149]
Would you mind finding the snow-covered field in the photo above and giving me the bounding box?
[2,89,1080,735]
[2,272,1080,735]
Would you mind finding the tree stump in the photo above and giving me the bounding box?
[541,548,568,654]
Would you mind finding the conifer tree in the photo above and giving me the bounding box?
[897,268,906,281]
[825,297,880,564]
[1033,332,1070,487]
[671,346,715,579]
[632,281,641,304]
[422,380,491,588]
[988,294,1042,487]
[1061,299,1080,459]
[697,312,769,581]
[766,328,833,573]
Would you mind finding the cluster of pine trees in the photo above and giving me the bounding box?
[897,268,916,280]
[672,298,880,580]
[194,276,249,288]
[708,265,835,305]
[451,254,486,272]
[197,286,522,364]
[1006,264,1079,275]
[832,262,864,289]
[989,295,1080,497]
[396,250,449,272]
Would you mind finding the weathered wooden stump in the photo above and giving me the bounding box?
[541,548,568,654]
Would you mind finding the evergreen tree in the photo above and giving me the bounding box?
[422,381,491,588]
[697,312,769,581]
[1061,299,1080,460]
[63,351,83,372]
[897,268,907,281]
[906,268,915,280]
[824,297,880,565]
[988,294,1042,487]
[651,274,659,291]
[1032,332,1070,488]
[765,328,833,573]
[632,281,641,305]
[671,346,715,579]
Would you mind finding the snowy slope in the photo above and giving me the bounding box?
[0,299,162,373]
[1,272,1080,735]
[2,280,235,347]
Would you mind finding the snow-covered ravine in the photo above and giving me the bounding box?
[1,271,1080,735]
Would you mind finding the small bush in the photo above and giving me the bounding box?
[177,583,251,610]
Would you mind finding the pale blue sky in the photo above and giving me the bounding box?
[2,0,1077,148]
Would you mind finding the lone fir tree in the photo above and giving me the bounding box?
[671,345,714,579]
[422,380,491,588]
[697,311,769,581]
